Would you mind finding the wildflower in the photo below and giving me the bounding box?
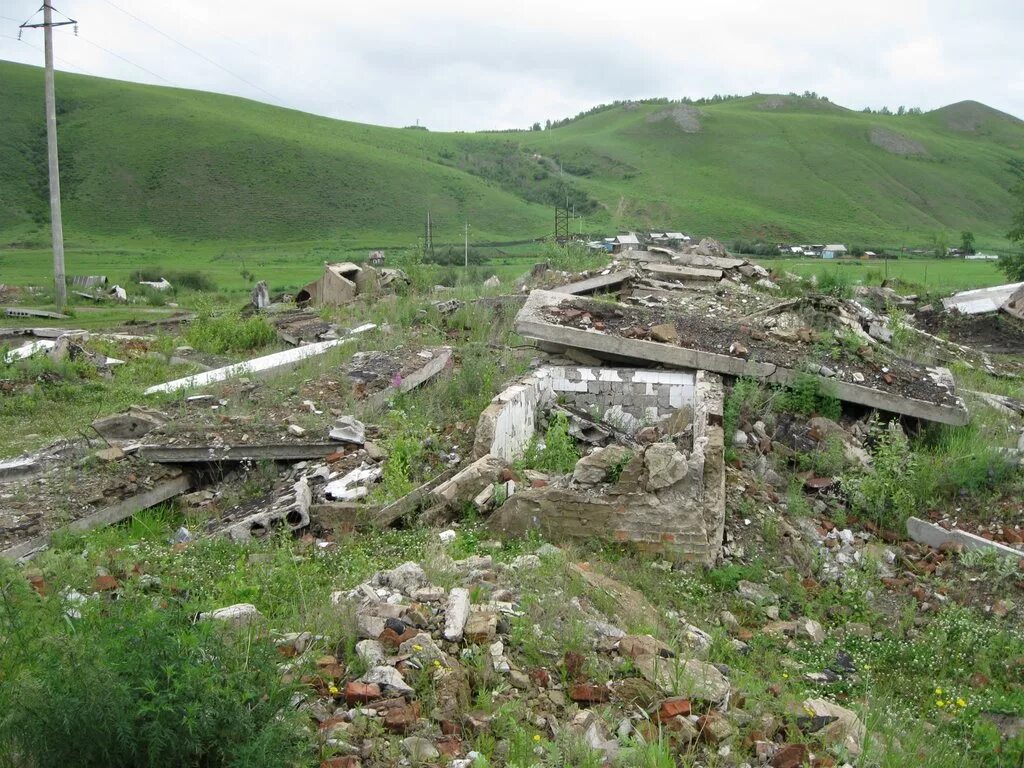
[434,659,442,667]
[936,700,945,708]
[533,734,541,742]
[328,684,339,696]
[957,698,967,708]
[935,687,943,695]
[413,644,423,652]
[782,673,789,679]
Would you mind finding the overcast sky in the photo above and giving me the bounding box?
[2,0,1022,131]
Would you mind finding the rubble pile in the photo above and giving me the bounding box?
[265,553,866,768]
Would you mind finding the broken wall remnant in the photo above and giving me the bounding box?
[514,290,968,426]
[296,262,382,307]
[481,368,725,565]
[474,366,697,462]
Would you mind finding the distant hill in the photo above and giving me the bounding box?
[2,60,1023,249]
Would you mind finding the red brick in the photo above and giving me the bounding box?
[382,701,421,733]
[529,668,551,688]
[656,697,692,721]
[344,681,381,705]
[437,737,462,757]
[321,758,361,768]
[563,651,585,680]
[92,574,119,592]
[569,683,609,704]
[771,743,810,768]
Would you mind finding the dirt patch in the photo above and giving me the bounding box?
[915,311,1024,356]
[869,127,927,157]
[646,105,705,134]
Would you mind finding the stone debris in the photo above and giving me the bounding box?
[329,416,366,445]
[198,603,262,627]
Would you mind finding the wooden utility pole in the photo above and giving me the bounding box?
[22,4,76,311]
[464,222,469,268]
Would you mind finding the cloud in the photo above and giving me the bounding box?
[0,0,1021,130]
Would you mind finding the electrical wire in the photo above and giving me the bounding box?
[97,0,282,103]
[77,34,172,84]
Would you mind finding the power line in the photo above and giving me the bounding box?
[98,0,282,103]
[77,34,172,84]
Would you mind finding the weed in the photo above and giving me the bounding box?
[0,567,306,767]
[842,420,918,530]
[519,412,581,474]
[776,372,841,420]
[185,305,277,354]
[815,268,854,298]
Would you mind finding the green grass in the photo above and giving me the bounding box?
[759,257,1007,294]
[3,61,1024,267]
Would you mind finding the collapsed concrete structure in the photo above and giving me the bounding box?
[296,262,410,307]
[471,365,725,565]
[514,289,968,426]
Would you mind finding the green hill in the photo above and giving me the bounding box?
[2,60,1023,251]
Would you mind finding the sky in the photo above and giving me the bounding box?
[1,0,1022,132]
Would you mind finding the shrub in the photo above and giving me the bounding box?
[776,373,841,420]
[519,412,580,474]
[842,420,918,530]
[815,268,853,298]
[0,570,306,767]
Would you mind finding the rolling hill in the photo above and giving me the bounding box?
[1,59,1023,251]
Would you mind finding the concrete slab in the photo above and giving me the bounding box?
[643,264,723,283]
[138,443,341,464]
[4,307,70,319]
[553,270,634,296]
[906,516,1023,559]
[647,246,747,270]
[942,282,1024,315]
[514,290,968,426]
[1,472,193,561]
[361,347,453,409]
[143,323,376,395]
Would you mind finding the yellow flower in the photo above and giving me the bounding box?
[782,673,789,679]
[328,685,339,695]
[533,734,541,742]
[434,660,441,667]
[935,687,943,695]
[413,644,423,652]
[957,698,967,708]
[936,700,945,708]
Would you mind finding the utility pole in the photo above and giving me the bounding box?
[464,222,469,269]
[21,4,76,311]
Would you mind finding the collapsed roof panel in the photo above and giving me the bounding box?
[515,289,968,426]
[942,282,1024,315]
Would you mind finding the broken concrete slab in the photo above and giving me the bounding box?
[370,465,462,528]
[4,307,70,319]
[92,408,168,441]
[942,282,1024,315]
[642,263,724,283]
[324,464,382,502]
[906,516,1023,559]
[515,290,968,426]
[223,476,312,542]
[1,471,193,561]
[143,324,376,395]
[329,415,366,444]
[0,456,39,481]
[138,442,342,464]
[553,270,634,296]
[431,455,507,510]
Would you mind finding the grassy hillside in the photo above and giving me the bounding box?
[2,60,1024,253]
